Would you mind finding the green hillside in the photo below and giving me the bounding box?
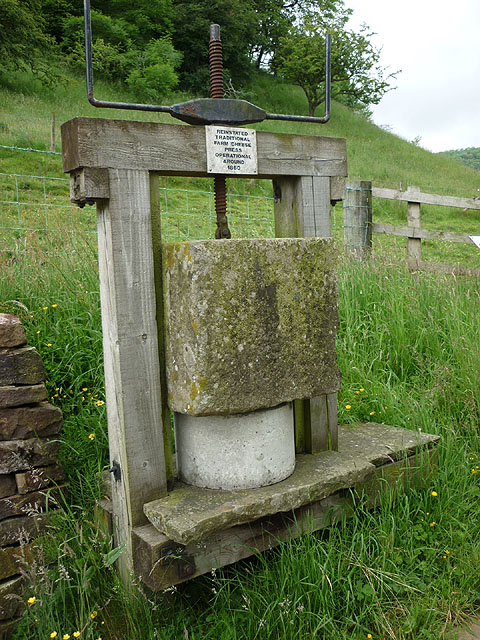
[441,147,480,172]
[2,69,480,269]
[1,69,479,196]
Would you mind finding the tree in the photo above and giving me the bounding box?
[0,0,54,77]
[171,0,258,92]
[274,5,400,116]
[125,38,182,100]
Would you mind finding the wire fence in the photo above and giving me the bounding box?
[0,168,277,261]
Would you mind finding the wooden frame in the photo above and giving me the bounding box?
[61,118,347,578]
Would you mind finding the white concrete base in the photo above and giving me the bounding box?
[174,403,295,490]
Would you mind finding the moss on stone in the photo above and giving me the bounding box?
[163,238,340,416]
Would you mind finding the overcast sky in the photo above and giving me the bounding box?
[345,0,480,152]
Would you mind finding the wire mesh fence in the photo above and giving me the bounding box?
[0,168,277,261]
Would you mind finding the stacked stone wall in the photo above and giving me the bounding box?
[0,314,66,637]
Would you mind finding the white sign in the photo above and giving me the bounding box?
[205,126,257,175]
[470,236,480,250]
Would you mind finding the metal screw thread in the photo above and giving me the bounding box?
[209,30,224,100]
[209,24,230,239]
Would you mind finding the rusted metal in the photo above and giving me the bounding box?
[209,24,224,100]
[209,24,231,240]
[83,0,332,125]
[169,98,266,126]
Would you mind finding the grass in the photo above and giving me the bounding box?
[4,252,480,640]
[1,67,480,638]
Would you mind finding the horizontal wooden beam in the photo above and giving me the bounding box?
[372,222,473,244]
[373,187,480,210]
[417,260,480,278]
[61,118,347,179]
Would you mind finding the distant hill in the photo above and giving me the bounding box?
[441,147,480,171]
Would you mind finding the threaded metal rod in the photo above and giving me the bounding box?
[209,24,231,239]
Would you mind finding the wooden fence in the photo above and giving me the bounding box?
[344,182,480,276]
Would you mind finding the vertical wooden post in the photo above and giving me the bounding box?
[273,175,338,453]
[97,168,168,579]
[50,113,56,153]
[407,186,422,270]
[344,181,372,259]
[150,173,174,489]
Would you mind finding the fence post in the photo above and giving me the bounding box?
[344,181,372,258]
[407,186,422,270]
[50,113,56,153]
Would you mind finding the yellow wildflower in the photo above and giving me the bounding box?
[27,596,36,605]
[472,469,478,475]
[367,635,373,639]
[431,491,438,497]
[42,306,48,311]
[360,388,365,392]
[73,633,81,638]
[82,388,87,392]
[47,343,52,347]
[51,304,57,308]
[345,405,351,410]
[430,522,436,527]
[445,550,450,555]
[88,433,95,441]
[369,411,375,416]
[63,635,71,640]
[90,611,98,620]
[50,633,58,639]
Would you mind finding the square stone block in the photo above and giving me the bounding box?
[163,238,340,415]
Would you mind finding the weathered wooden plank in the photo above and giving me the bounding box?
[96,168,168,579]
[61,118,347,179]
[149,174,174,489]
[372,223,473,244]
[407,187,422,270]
[306,395,328,452]
[293,399,306,453]
[330,176,345,204]
[311,176,332,237]
[133,446,438,591]
[373,186,480,210]
[418,261,480,278]
[273,177,299,238]
[327,392,338,450]
[69,167,109,205]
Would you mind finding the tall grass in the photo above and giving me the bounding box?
[2,249,480,639]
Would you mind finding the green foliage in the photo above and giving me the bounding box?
[125,38,182,100]
[442,147,480,172]
[171,0,258,92]
[274,2,400,115]
[0,0,56,83]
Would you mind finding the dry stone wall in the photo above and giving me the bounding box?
[0,314,66,637]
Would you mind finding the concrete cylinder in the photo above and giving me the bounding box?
[174,403,295,490]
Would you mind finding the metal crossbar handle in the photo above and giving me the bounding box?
[83,0,331,126]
